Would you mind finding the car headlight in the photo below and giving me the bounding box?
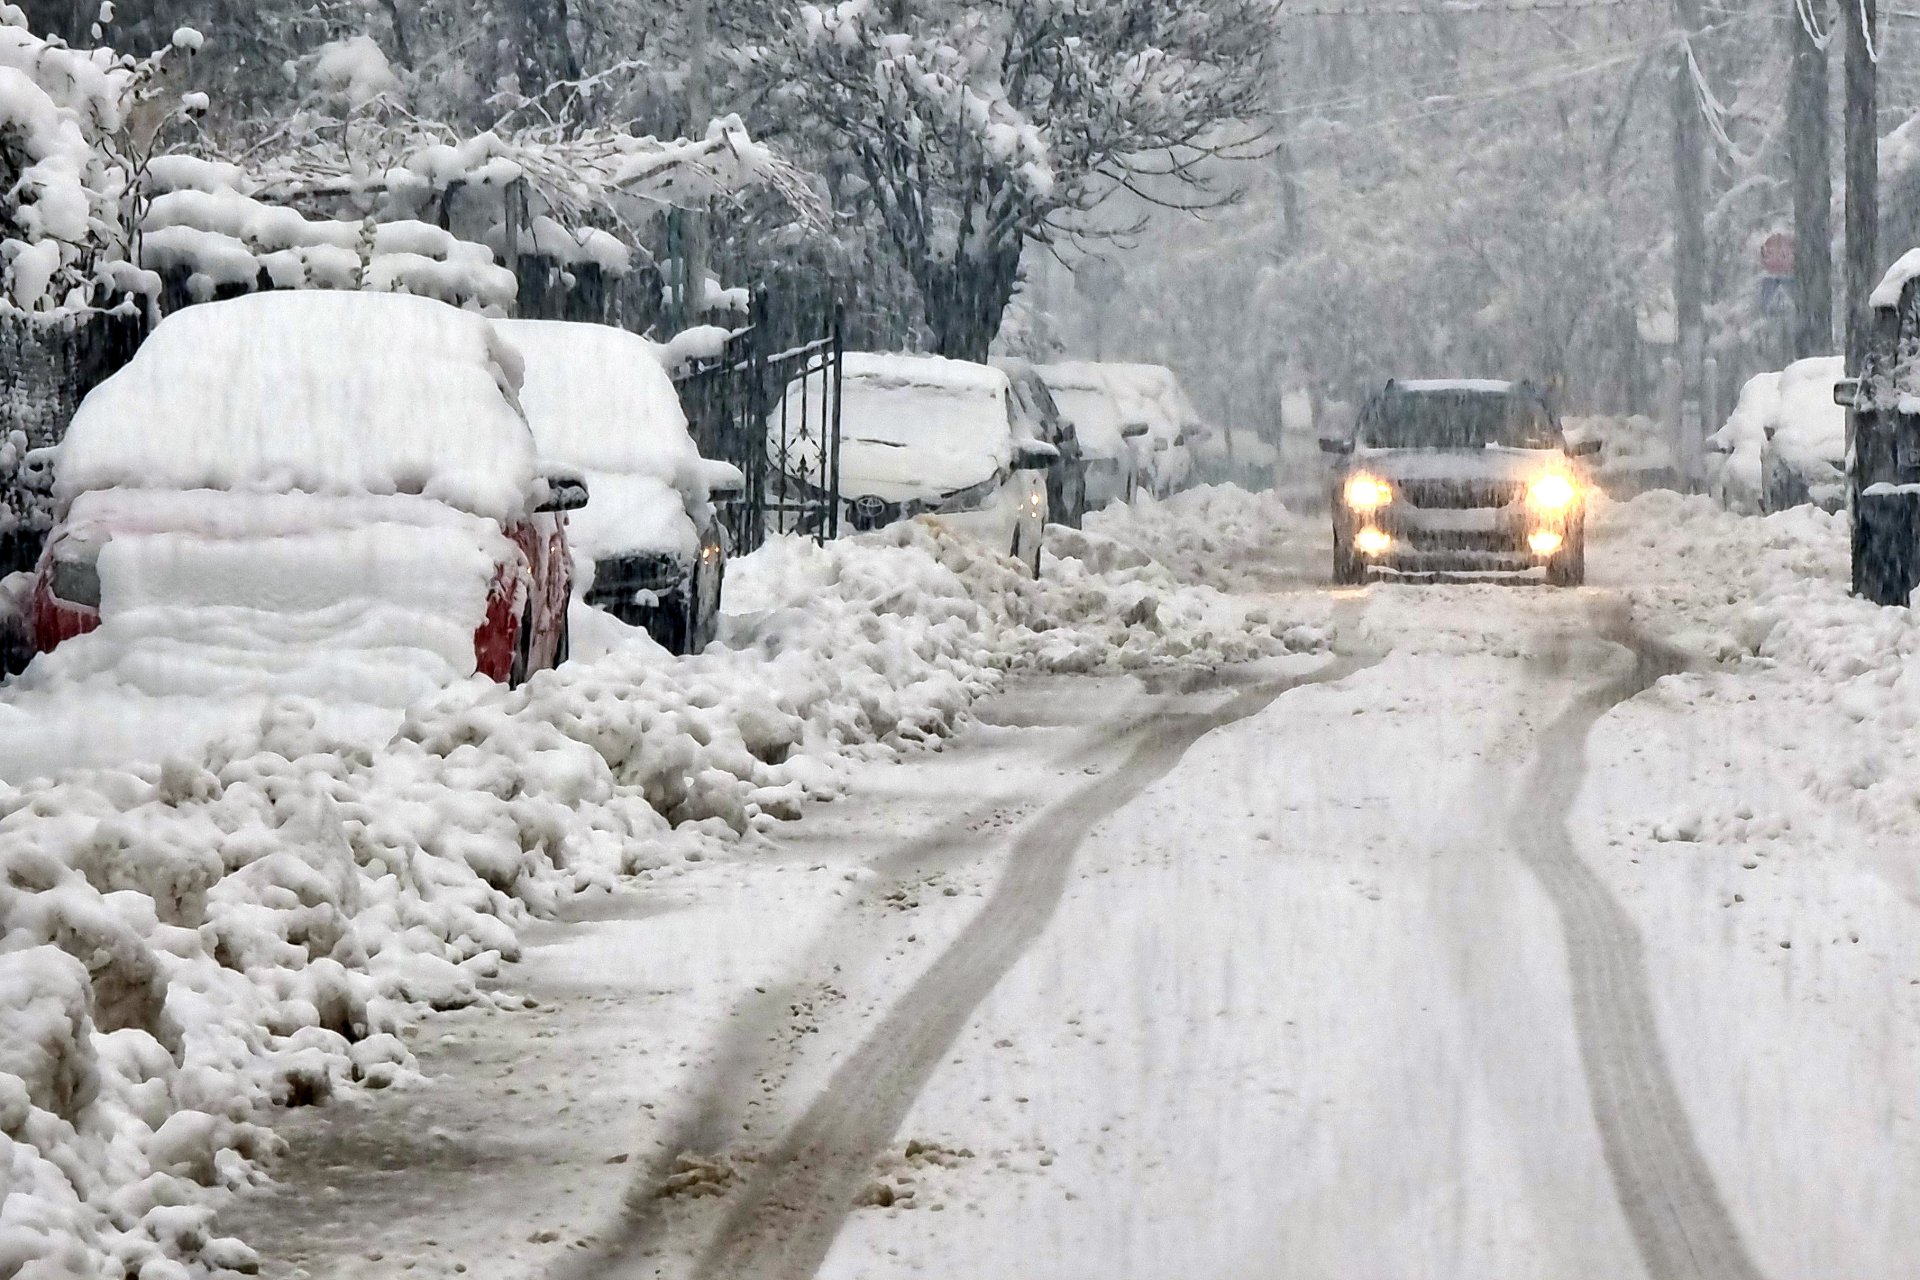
[1344,474,1392,511]
[1527,472,1578,513]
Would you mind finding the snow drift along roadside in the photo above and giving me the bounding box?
[0,507,1311,1278]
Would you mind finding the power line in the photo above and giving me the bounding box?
[1279,0,1659,15]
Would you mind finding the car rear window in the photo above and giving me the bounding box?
[1363,391,1560,450]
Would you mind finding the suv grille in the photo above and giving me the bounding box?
[1396,478,1524,509]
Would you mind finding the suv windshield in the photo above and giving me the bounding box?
[1362,389,1561,450]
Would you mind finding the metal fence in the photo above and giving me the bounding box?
[674,299,842,556]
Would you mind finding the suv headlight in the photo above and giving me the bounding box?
[1343,474,1392,511]
[1527,472,1578,514]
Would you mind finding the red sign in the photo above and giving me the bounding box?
[1761,231,1794,277]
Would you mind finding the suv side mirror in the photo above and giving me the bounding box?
[1012,440,1059,470]
[535,472,590,513]
[1318,436,1353,455]
[1567,437,1603,457]
[1834,378,1859,408]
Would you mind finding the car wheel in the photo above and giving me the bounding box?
[1546,533,1586,587]
[1332,529,1365,585]
[1854,488,1920,605]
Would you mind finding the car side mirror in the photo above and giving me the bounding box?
[1012,440,1059,470]
[1834,378,1859,408]
[1567,437,1603,457]
[535,472,590,514]
[1120,422,1151,441]
[1318,436,1353,455]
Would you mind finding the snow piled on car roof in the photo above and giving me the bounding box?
[55,292,537,520]
[1392,378,1515,394]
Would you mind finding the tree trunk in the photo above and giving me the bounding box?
[1842,0,1879,375]
[1670,0,1707,482]
[509,0,580,97]
[1790,0,1834,358]
[920,245,1023,364]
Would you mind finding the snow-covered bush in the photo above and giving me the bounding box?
[0,9,199,316]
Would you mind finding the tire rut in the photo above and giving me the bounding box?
[1512,626,1768,1280]
[663,657,1371,1280]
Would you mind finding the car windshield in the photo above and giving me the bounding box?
[1362,390,1560,450]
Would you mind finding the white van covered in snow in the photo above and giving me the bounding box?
[793,353,1056,576]
[1706,356,1845,514]
[1036,362,1150,510]
[496,319,741,653]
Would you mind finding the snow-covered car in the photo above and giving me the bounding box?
[996,357,1089,528]
[30,292,580,687]
[497,320,740,654]
[1707,358,1845,513]
[1320,378,1599,586]
[807,353,1056,576]
[1099,362,1211,498]
[1036,362,1151,510]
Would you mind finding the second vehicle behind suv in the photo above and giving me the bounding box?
[1320,379,1599,586]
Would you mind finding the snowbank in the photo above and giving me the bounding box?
[0,494,1319,1275]
[56,293,536,521]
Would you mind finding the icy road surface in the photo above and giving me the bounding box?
[219,514,1920,1280]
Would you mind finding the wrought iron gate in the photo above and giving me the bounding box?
[674,299,842,556]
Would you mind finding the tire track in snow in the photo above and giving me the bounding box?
[593,657,1373,1280]
[1513,625,1768,1280]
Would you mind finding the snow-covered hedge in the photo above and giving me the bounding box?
[0,510,1311,1276]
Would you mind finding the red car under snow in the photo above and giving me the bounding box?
[32,291,581,689]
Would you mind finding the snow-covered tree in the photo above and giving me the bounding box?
[0,6,202,315]
[749,0,1278,361]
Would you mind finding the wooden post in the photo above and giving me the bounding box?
[1841,0,1879,374]
[1790,0,1834,358]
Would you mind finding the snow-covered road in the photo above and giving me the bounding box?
[185,491,1920,1280]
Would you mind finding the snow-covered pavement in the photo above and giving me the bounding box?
[13,485,1920,1280]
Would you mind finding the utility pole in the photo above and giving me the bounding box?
[1670,0,1708,482]
[1789,0,1834,358]
[1841,0,1879,374]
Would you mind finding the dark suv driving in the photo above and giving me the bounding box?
[1319,379,1600,586]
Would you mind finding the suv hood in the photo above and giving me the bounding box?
[1355,447,1564,483]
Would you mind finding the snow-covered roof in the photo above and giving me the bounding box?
[138,162,519,311]
[1392,378,1515,394]
[1871,248,1920,310]
[56,291,538,520]
[495,319,706,560]
[827,353,1014,500]
[1035,362,1130,459]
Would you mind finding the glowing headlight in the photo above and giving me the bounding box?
[1355,527,1393,557]
[1344,474,1392,511]
[1527,472,1577,513]
[1529,529,1565,556]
